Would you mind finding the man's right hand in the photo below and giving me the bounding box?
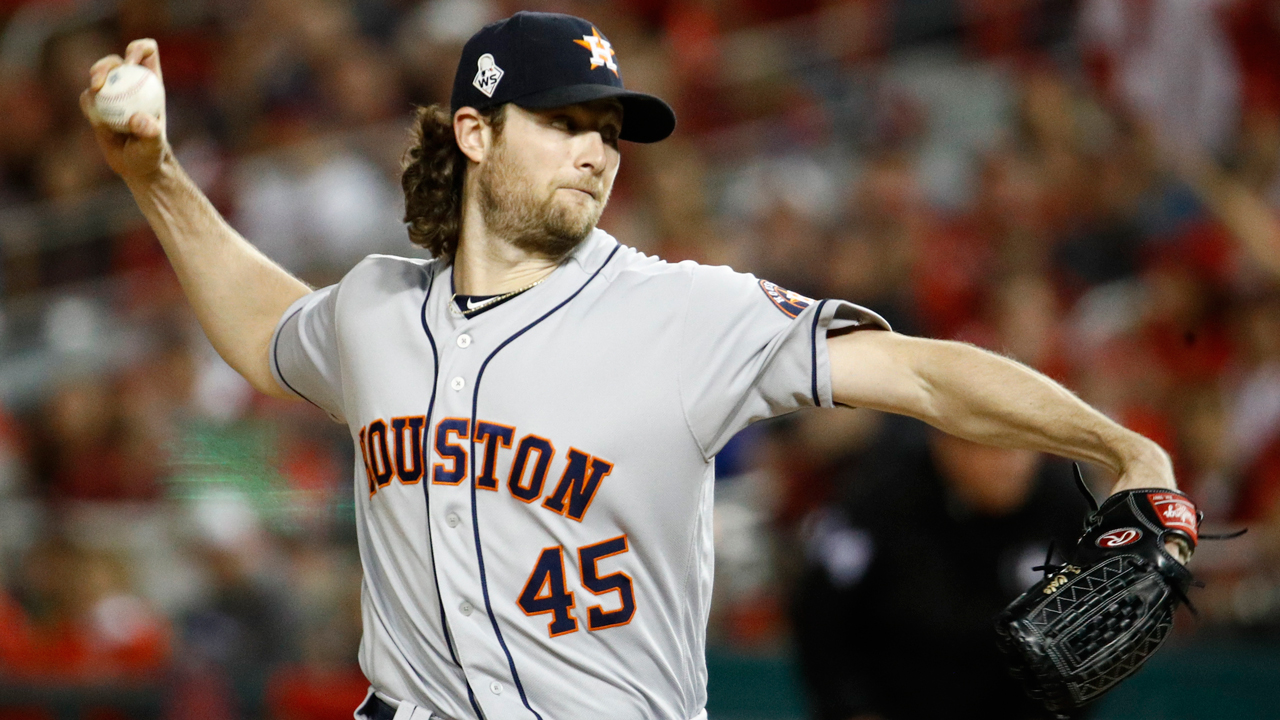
[75,37,310,401]
[79,39,169,184]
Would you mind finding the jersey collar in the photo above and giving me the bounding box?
[433,228,619,327]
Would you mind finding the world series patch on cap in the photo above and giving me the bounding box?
[450,11,676,143]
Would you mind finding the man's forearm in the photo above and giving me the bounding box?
[128,157,311,397]
[912,340,1171,491]
[830,332,1175,492]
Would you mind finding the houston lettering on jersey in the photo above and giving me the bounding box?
[359,416,614,523]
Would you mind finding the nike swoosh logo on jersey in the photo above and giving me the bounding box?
[467,298,483,310]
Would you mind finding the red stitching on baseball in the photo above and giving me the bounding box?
[98,71,152,103]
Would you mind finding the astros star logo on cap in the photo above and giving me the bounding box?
[573,27,618,75]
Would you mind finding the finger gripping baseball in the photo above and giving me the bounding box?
[995,476,1239,716]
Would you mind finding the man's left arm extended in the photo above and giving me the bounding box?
[827,330,1175,495]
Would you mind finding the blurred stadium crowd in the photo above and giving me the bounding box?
[1,0,1279,718]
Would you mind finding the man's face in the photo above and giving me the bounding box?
[474,99,622,259]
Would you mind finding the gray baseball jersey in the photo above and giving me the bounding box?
[270,229,889,720]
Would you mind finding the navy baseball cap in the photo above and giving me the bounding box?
[450,11,676,143]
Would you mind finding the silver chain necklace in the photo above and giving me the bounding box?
[450,274,551,317]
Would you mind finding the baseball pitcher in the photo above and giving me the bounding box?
[81,12,1193,720]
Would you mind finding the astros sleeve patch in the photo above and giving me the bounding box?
[758,279,815,318]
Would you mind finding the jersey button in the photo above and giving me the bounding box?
[450,377,465,391]
[489,681,503,696]
[445,513,461,528]
[459,601,473,616]
[456,334,472,348]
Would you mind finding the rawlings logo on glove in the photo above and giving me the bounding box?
[1148,493,1198,540]
[1095,528,1142,548]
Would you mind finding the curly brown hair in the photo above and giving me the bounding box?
[401,103,506,259]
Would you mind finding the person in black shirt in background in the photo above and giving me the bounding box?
[790,415,1092,720]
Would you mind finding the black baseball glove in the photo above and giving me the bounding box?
[995,466,1238,717]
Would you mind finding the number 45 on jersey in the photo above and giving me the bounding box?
[519,535,635,637]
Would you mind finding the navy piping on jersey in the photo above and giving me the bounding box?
[273,306,325,412]
[467,243,621,720]
[810,299,829,408]
[418,266,488,720]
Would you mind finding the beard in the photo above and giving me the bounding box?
[475,140,609,259]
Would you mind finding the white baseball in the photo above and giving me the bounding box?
[94,64,165,133]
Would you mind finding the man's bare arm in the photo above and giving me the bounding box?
[828,330,1175,495]
[81,39,309,398]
